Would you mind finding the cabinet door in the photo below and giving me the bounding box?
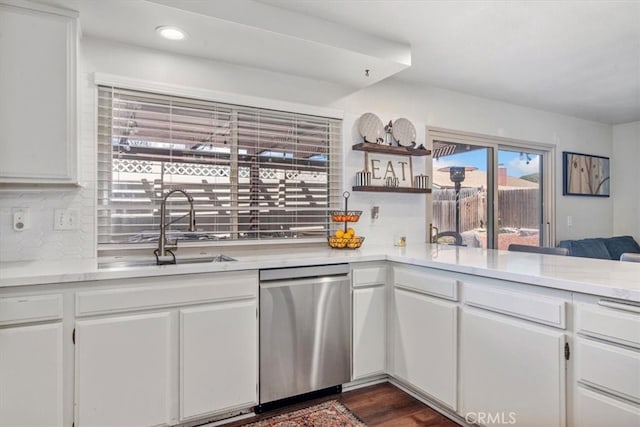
[180,300,257,420]
[574,386,640,427]
[0,323,63,427]
[353,285,386,379]
[0,4,77,183]
[460,308,566,427]
[75,312,172,427]
[392,288,457,410]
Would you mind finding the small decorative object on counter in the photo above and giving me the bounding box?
[414,174,429,189]
[394,234,407,247]
[328,191,365,249]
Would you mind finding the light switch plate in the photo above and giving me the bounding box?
[54,209,78,230]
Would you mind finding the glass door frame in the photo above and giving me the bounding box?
[426,127,556,249]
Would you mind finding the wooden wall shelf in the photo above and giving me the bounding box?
[352,142,431,157]
[352,186,431,194]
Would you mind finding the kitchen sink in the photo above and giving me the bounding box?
[98,254,237,269]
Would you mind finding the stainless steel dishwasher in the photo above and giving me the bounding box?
[259,264,351,407]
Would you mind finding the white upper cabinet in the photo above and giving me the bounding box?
[0,1,78,184]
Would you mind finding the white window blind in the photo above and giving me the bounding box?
[97,86,342,246]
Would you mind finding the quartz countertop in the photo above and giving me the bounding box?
[1,244,639,302]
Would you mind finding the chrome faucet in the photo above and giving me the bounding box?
[154,189,196,264]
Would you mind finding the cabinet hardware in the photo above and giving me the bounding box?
[564,342,570,360]
[72,328,75,345]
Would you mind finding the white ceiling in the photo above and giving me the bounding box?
[42,0,640,124]
[262,0,640,125]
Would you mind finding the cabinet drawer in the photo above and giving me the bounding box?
[76,271,257,316]
[464,283,566,328]
[576,338,640,403]
[575,386,640,427]
[577,303,640,349]
[352,266,386,288]
[393,265,458,301]
[0,294,63,326]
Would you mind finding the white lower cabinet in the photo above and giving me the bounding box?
[573,297,640,427]
[574,387,640,427]
[392,287,457,410]
[8,260,640,427]
[460,307,566,427]
[73,270,258,426]
[180,300,257,420]
[75,312,172,427]
[352,285,386,379]
[0,323,64,427]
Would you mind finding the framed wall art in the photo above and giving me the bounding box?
[563,151,610,197]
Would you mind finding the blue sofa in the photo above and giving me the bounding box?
[557,235,640,260]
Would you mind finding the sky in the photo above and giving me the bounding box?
[433,149,540,178]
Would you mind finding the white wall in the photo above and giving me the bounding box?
[612,121,640,240]
[0,36,618,262]
[337,80,613,244]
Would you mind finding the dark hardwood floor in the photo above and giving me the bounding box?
[223,382,459,427]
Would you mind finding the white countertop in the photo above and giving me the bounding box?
[1,244,639,301]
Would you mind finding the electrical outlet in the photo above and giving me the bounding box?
[54,209,78,230]
[12,208,29,231]
[567,215,573,227]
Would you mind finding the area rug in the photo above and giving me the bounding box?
[242,400,367,427]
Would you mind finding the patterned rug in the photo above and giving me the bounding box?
[242,400,366,427]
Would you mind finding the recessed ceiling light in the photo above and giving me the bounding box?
[156,26,187,41]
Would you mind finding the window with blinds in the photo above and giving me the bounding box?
[97,86,342,246]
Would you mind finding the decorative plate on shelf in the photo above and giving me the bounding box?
[392,118,416,147]
[357,112,384,144]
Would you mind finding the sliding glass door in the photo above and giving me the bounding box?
[431,142,492,248]
[496,149,543,249]
[429,129,552,250]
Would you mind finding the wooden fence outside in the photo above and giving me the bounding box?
[433,187,539,233]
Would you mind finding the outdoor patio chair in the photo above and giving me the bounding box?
[436,231,464,246]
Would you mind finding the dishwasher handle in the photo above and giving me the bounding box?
[259,264,349,282]
[259,274,349,289]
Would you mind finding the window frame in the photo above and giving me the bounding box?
[94,74,343,252]
[426,127,556,248]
